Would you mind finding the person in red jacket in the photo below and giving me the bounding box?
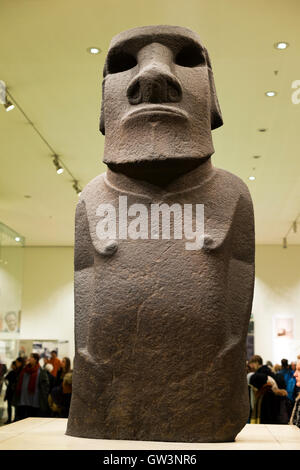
[47,351,61,378]
[15,353,49,420]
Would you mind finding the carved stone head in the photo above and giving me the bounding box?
[100,25,223,172]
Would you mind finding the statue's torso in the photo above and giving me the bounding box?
[67,166,255,442]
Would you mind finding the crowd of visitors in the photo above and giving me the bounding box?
[247,355,300,428]
[2,350,72,424]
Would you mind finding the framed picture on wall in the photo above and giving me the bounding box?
[0,310,21,334]
[272,315,294,363]
[274,316,293,339]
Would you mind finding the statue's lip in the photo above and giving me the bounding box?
[122,105,188,121]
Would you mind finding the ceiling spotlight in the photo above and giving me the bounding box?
[0,80,6,103]
[293,221,297,233]
[4,100,15,112]
[15,236,21,242]
[249,176,256,181]
[73,180,82,196]
[265,91,277,97]
[87,47,101,54]
[274,42,289,50]
[0,81,15,111]
[53,155,64,174]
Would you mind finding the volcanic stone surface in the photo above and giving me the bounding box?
[66,25,255,443]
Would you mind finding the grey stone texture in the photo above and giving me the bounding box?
[66,25,255,442]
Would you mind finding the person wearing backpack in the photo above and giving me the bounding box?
[289,359,300,428]
[277,359,296,403]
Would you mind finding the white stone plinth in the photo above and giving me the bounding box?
[0,418,299,450]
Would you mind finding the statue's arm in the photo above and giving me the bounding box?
[223,186,255,343]
[74,199,94,271]
[74,199,94,351]
[231,188,255,265]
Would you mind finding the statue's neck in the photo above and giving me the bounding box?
[105,157,215,195]
[106,157,212,189]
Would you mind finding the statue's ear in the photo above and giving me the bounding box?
[99,93,105,135]
[99,66,107,135]
[204,50,223,130]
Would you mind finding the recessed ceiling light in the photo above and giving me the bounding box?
[265,91,277,97]
[258,128,268,132]
[253,155,261,159]
[274,42,289,50]
[15,236,21,242]
[4,100,15,111]
[87,47,101,54]
[249,176,256,181]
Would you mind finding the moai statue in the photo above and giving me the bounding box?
[66,25,255,443]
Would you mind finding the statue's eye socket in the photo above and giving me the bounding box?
[107,51,137,74]
[175,45,206,68]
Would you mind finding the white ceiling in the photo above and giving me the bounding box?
[0,0,299,246]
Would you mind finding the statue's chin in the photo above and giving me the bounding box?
[106,156,210,187]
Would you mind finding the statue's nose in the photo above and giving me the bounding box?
[126,43,182,105]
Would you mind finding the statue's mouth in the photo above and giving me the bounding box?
[122,105,188,122]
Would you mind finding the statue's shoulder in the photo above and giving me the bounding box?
[79,173,107,203]
[213,167,253,205]
[76,172,111,217]
[199,167,254,255]
[75,173,108,230]
[75,173,117,255]
[74,176,107,268]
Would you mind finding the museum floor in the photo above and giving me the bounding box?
[1,385,299,450]
[0,418,299,450]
